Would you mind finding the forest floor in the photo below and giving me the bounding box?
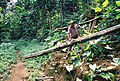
[7,50,29,81]
[6,51,120,81]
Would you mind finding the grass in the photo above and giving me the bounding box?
[11,39,52,69]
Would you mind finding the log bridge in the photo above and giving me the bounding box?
[23,24,120,59]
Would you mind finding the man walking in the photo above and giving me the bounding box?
[67,21,84,53]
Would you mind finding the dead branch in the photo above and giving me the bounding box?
[37,76,54,80]
[53,17,99,32]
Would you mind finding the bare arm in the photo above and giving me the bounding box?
[68,33,71,41]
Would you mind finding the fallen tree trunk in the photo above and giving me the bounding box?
[23,24,120,59]
[53,17,99,32]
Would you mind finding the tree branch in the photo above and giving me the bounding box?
[23,24,120,59]
[53,17,99,32]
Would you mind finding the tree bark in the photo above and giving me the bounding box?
[23,24,120,59]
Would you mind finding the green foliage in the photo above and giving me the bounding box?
[11,39,53,80]
[0,43,17,80]
[94,0,120,28]
[86,73,94,81]
[66,31,119,80]
[116,1,120,6]
[102,0,109,7]
[0,0,95,42]
[94,7,102,12]
[12,39,52,69]
[100,72,117,81]
[113,58,120,64]
[0,0,120,80]
[28,69,40,81]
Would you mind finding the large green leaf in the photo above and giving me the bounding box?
[0,7,2,11]
[113,58,120,64]
[94,7,102,12]
[82,51,91,57]
[85,44,90,51]
[116,14,120,19]
[93,48,99,54]
[116,1,120,6]
[100,73,110,80]
[102,0,109,7]
[118,9,120,12]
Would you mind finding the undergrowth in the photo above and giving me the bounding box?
[12,39,52,69]
[0,43,17,80]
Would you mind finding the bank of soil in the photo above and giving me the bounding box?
[7,50,29,81]
[41,52,120,81]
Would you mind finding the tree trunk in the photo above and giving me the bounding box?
[23,24,120,59]
[60,0,64,25]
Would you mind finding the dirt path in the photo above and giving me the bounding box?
[7,50,29,81]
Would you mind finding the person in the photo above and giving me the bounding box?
[67,21,84,53]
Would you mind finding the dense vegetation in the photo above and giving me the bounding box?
[0,43,17,80]
[0,0,120,81]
